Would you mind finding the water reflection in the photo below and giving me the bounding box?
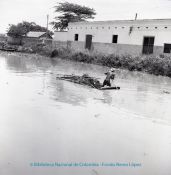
[51,80,88,106]
[102,91,113,104]
[2,52,171,122]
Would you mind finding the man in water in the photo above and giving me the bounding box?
[102,68,115,87]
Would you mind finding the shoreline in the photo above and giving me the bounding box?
[1,49,171,78]
[50,48,171,78]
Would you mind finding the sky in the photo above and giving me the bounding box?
[1,0,171,33]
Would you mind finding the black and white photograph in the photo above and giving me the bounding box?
[0,0,171,175]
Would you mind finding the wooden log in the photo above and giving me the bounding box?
[56,74,102,89]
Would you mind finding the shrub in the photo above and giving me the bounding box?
[49,48,171,78]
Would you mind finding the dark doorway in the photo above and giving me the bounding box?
[74,34,78,41]
[85,35,92,50]
[164,43,171,53]
[112,35,118,43]
[142,36,155,54]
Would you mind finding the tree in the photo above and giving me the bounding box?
[7,21,53,37]
[51,2,96,30]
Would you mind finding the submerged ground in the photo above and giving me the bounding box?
[0,52,171,175]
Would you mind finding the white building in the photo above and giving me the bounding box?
[54,19,171,55]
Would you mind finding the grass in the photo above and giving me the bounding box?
[50,48,171,78]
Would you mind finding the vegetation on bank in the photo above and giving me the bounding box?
[1,44,171,78]
[50,48,171,77]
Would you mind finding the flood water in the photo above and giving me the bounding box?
[0,52,171,175]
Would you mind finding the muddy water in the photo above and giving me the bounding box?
[0,52,171,175]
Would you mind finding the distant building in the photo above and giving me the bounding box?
[54,19,171,55]
[26,31,52,39]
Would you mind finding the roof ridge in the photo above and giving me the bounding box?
[69,18,171,24]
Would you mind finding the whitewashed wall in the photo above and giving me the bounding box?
[68,19,171,46]
[53,31,68,41]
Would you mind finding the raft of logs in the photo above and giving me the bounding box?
[56,74,120,90]
[56,74,102,89]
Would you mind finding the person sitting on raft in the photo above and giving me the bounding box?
[102,68,115,87]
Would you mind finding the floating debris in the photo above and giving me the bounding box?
[56,74,102,89]
[56,74,120,90]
